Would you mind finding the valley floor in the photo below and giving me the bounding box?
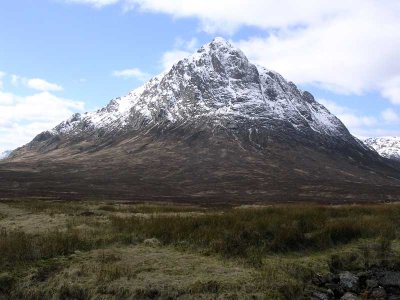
[0,199,400,299]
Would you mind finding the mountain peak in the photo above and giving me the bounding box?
[209,37,233,48]
[191,37,249,72]
[24,37,353,152]
[6,38,400,203]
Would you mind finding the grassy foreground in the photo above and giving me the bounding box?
[0,199,400,299]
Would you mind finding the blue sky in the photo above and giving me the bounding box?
[0,0,399,151]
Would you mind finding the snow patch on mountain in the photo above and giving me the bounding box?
[44,37,349,142]
[364,137,400,161]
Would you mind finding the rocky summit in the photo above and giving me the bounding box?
[1,38,400,202]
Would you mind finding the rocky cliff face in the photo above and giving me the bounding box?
[2,38,400,202]
[364,137,400,161]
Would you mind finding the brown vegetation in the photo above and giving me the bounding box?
[0,200,399,299]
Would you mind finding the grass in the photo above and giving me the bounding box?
[108,204,400,265]
[1,199,400,299]
[98,202,206,214]
[0,228,93,269]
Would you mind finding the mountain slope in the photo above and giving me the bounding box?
[364,137,400,161]
[2,38,400,202]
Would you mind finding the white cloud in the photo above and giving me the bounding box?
[8,75,63,92]
[26,78,63,92]
[173,37,198,51]
[318,99,348,115]
[0,71,5,90]
[11,74,20,86]
[65,0,119,8]
[112,68,149,81]
[0,90,16,105]
[319,99,400,137]
[318,99,378,136]
[351,128,400,140]
[122,1,364,34]
[0,74,84,152]
[381,76,400,105]
[0,122,60,153]
[161,37,199,71]
[68,0,400,106]
[339,114,377,128]
[381,108,400,123]
[236,1,400,102]
[161,50,191,71]
[0,91,83,126]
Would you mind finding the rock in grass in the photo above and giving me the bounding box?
[143,238,161,247]
[340,292,359,300]
[311,289,334,300]
[339,271,360,293]
[370,287,387,299]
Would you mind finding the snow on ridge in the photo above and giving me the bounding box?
[51,37,346,138]
[364,137,400,160]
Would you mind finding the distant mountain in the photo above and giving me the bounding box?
[2,38,400,202]
[364,137,400,161]
[0,150,11,160]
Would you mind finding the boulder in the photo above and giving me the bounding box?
[311,289,333,300]
[370,287,386,299]
[339,271,360,293]
[143,238,161,247]
[340,292,359,300]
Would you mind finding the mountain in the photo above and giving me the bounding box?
[0,150,11,160]
[2,38,400,202]
[364,137,400,161]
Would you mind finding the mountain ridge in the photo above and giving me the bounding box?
[2,37,400,203]
[364,137,400,161]
[12,38,363,158]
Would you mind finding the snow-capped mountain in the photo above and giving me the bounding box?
[34,37,352,147]
[0,150,11,160]
[364,137,400,161]
[4,38,400,202]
